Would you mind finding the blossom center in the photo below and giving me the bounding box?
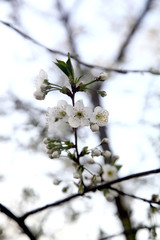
[76,111,84,118]
[108,171,113,177]
[60,111,66,117]
[96,112,107,121]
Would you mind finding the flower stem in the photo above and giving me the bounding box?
[74,128,79,164]
[71,86,79,164]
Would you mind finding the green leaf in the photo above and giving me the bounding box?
[115,164,122,171]
[66,53,74,80]
[80,146,89,156]
[55,60,69,77]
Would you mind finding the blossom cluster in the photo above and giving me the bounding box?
[46,99,109,132]
[34,54,121,201]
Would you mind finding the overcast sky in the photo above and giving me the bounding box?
[0,0,160,239]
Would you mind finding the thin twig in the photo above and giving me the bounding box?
[0,20,160,75]
[116,0,154,61]
[109,186,160,205]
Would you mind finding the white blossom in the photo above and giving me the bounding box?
[66,100,93,128]
[102,164,117,182]
[90,106,109,126]
[46,100,71,137]
[47,100,68,123]
[33,69,48,100]
[35,69,48,88]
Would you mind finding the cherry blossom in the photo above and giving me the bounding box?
[66,100,93,128]
[90,106,109,126]
[102,164,117,182]
[33,69,48,100]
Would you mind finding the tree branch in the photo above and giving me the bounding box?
[20,167,160,220]
[0,20,160,75]
[0,203,36,240]
[109,186,160,205]
[99,225,159,240]
[116,0,154,61]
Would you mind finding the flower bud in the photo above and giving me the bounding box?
[101,138,109,144]
[102,150,112,158]
[97,90,107,97]
[47,149,53,154]
[33,90,45,100]
[48,154,53,159]
[40,83,48,91]
[94,176,101,183]
[99,72,108,81]
[87,158,95,164]
[90,123,99,132]
[43,138,49,144]
[52,151,60,158]
[91,148,101,157]
[106,193,114,202]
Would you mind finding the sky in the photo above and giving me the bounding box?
[0,0,160,239]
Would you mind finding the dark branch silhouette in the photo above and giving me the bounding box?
[1,167,158,239]
[0,204,36,240]
[109,186,160,205]
[20,167,160,220]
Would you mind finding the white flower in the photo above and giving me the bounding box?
[46,100,70,137]
[35,69,48,88]
[34,69,48,100]
[66,100,93,128]
[90,106,109,126]
[47,100,68,123]
[102,164,117,182]
[90,123,99,132]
